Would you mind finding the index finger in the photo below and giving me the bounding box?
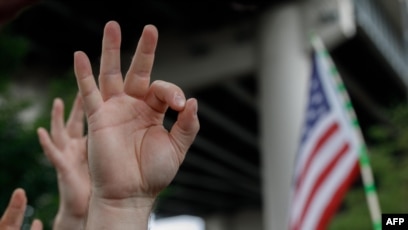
[74,51,103,116]
[124,25,158,99]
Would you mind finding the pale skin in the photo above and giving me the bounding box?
[74,21,200,229]
[0,188,43,230]
[37,94,90,230]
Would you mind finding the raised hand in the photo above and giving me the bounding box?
[0,188,43,230]
[37,94,89,229]
[74,21,199,229]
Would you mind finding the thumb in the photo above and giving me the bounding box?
[169,98,200,162]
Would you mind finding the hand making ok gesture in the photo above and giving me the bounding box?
[74,21,200,229]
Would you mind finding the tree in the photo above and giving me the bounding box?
[0,26,79,229]
[330,104,408,229]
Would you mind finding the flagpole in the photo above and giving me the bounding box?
[310,35,382,230]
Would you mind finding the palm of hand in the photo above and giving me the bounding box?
[87,95,181,199]
[75,21,199,203]
[56,135,90,216]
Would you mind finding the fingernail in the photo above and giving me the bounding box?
[193,102,198,116]
[174,93,185,107]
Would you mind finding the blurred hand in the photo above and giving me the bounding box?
[0,188,43,230]
[37,94,89,229]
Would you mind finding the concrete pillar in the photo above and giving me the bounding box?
[258,3,310,230]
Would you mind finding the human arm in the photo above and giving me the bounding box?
[37,94,90,230]
[74,21,200,229]
[0,188,43,230]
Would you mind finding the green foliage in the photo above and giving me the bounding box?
[330,104,408,229]
[0,87,60,230]
[0,27,79,229]
[0,27,30,91]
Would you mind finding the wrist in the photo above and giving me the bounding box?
[89,184,157,210]
[85,195,155,230]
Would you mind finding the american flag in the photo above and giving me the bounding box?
[288,46,360,230]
